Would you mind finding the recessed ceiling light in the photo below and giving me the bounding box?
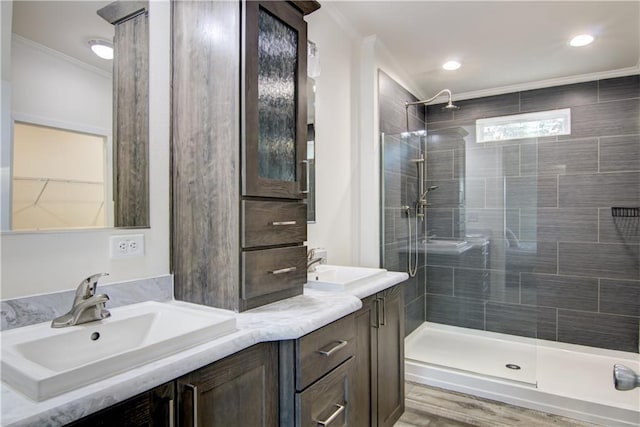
[569,34,594,47]
[88,39,113,60]
[442,60,461,71]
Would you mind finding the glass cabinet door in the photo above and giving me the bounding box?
[243,1,308,199]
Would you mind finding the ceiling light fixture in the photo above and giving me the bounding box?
[88,39,114,60]
[569,34,594,47]
[442,60,461,71]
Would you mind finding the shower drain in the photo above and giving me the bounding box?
[505,363,521,370]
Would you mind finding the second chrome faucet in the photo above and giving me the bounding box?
[51,273,111,328]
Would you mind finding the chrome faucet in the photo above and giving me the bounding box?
[51,273,111,328]
[307,248,325,272]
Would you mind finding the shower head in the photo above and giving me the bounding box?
[405,89,460,131]
[419,186,439,205]
[442,100,460,111]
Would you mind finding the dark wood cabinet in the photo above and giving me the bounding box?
[172,0,319,312]
[243,0,309,200]
[355,284,405,427]
[177,342,279,427]
[280,313,357,426]
[65,381,174,427]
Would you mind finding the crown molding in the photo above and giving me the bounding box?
[12,34,112,79]
[452,66,640,101]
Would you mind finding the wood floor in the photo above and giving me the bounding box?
[395,382,599,427]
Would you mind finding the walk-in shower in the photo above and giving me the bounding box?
[379,73,640,426]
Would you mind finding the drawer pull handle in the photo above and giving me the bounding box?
[270,267,297,275]
[272,221,297,226]
[184,383,198,427]
[168,398,175,427]
[317,340,348,356]
[316,403,345,426]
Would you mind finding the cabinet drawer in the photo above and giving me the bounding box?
[296,314,356,391]
[296,357,355,427]
[242,200,307,248]
[242,246,306,300]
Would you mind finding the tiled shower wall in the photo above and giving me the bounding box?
[378,71,427,337]
[425,75,640,353]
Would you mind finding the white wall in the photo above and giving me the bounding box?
[0,0,171,299]
[305,7,359,266]
[306,6,423,269]
[11,36,112,133]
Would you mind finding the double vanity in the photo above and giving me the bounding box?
[1,266,408,426]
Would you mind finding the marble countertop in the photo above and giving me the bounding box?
[1,272,407,427]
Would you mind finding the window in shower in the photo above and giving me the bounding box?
[476,108,571,143]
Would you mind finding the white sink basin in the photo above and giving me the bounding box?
[306,264,388,291]
[1,300,236,401]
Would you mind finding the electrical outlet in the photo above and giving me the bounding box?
[110,234,145,258]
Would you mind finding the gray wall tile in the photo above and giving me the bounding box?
[426,208,453,238]
[568,99,640,138]
[464,179,485,208]
[405,295,425,337]
[426,294,485,330]
[424,179,462,208]
[454,268,519,303]
[427,127,469,151]
[486,303,557,340]
[426,103,455,124]
[520,142,538,176]
[453,93,520,121]
[383,172,402,208]
[520,81,598,112]
[599,208,640,244]
[557,310,639,352]
[383,208,395,244]
[600,278,640,316]
[559,242,640,280]
[463,147,500,178]
[599,135,640,173]
[521,273,598,311]
[426,266,454,295]
[501,145,520,176]
[427,150,454,180]
[505,240,558,274]
[520,208,598,242]
[559,172,640,207]
[537,138,598,175]
[599,75,640,102]
[403,267,426,303]
[506,176,558,208]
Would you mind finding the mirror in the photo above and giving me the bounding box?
[307,76,316,223]
[4,0,149,231]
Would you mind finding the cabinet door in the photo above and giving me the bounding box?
[243,0,308,199]
[354,295,377,427]
[177,342,278,427]
[377,286,405,427]
[65,381,174,427]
